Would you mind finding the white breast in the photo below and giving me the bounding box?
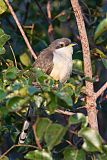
[50,46,73,83]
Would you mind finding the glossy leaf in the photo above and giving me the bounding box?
[73,59,84,74]
[93,48,107,59]
[94,18,107,41]
[5,67,18,80]
[45,123,67,150]
[0,0,7,14]
[69,113,88,127]
[55,90,73,106]
[7,96,29,110]
[63,147,85,160]
[0,89,6,100]
[36,118,52,141]
[0,28,10,47]
[20,53,31,66]
[47,93,57,113]
[0,47,5,54]
[0,156,9,160]
[25,150,53,160]
[79,127,103,152]
[28,86,40,95]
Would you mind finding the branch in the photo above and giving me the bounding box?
[70,0,98,130]
[55,109,74,116]
[47,0,54,42]
[95,82,107,99]
[32,124,42,150]
[4,0,37,60]
[0,144,37,160]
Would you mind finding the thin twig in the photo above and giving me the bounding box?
[4,0,37,60]
[8,42,17,67]
[34,0,49,24]
[70,0,98,130]
[32,124,42,150]
[0,144,37,160]
[95,82,107,99]
[47,0,54,42]
[55,109,74,116]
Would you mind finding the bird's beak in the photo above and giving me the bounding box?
[67,43,78,48]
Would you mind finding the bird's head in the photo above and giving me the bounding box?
[49,38,77,55]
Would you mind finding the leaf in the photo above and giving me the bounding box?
[0,47,6,55]
[33,68,48,83]
[69,113,88,128]
[97,145,107,160]
[101,58,107,69]
[5,67,18,80]
[94,18,107,41]
[92,48,107,59]
[0,89,6,101]
[0,28,10,47]
[36,118,52,141]
[7,96,29,111]
[73,59,84,74]
[28,86,40,95]
[63,147,85,160]
[20,53,31,66]
[7,96,23,110]
[0,0,7,14]
[47,93,57,113]
[18,87,28,96]
[24,150,53,160]
[55,90,73,106]
[79,127,103,152]
[0,156,9,160]
[45,123,67,150]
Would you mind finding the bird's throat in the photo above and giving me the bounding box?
[50,48,73,83]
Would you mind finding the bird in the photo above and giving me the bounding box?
[33,38,77,83]
[18,38,77,144]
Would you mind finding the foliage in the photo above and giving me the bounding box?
[0,0,107,160]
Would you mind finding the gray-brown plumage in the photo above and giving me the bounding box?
[34,38,76,83]
[34,38,71,76]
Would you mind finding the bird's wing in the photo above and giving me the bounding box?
[33,48,54,75]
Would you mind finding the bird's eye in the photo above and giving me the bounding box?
[59,42,65,47]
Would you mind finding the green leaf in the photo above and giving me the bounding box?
[97,145,107,160]
[0,89,6,101]
[69,113,88,127]
[36,118,52,141]
[0,47,6,54]
[47,93,57,113]
[45,123,67,150]
[7,96,23,110]
[25,150,53,160]
[28,86,40,95]
[0,0,7,14]
[20,53,31,66]
[101,58,107,69]
[7,96,29,110]
[79,127,103,152]
[5,67,18,80]
[93,48,107,59]
[63,147,85,160]
[94,18,107,41]
[33,68,48,83]
[73,59,84,74]
[0,28,10,47]
[0,156,9,160]
[55,91,73,106]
